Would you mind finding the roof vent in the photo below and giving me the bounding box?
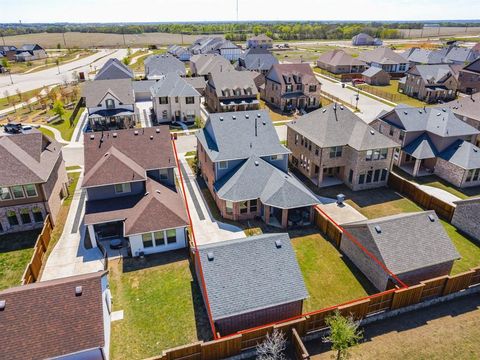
[474,148,478,153]
[275,239,282,248]
[150,135,154,140]
[207,252,214,261]
[75,286,83,297]
[257,113,261,118]
[374,225,382,234]
[0,299,5,311]
[322,108,327,113]
[370,130,375,135]
[442,108,446,112]
[232,115,236,120]
[245,114,249,119]
[219,116,224,121]
[90,134,95,140]
[403,111,408,115]
[156,128,160,133]
[340,105,344,110]
[156,190,161,194]
[104,152,109,157]
[437,113,441,116]
[113,132,118,138]
[263,121,266,125]
[134,130,139,135]
[144,192,149,196]
[428,214,436,222]
[254,161,259,166]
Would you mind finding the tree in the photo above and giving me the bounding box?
[194,116,203,129]
[3,90,11,105]
[256,329,287,360]
[52,100,66,120]
[16,88,23,103]
[323,311,363,360]
[1,57,8,69]
[122,57,131,65]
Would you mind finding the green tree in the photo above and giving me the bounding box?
[1,58,8,69]
[122,57,131,65]
[52,100,66,120]
[324,311,363,360]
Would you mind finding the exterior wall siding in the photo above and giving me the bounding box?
[128,227,187,257]
[43,157,69,224]
[398,261,454,287]
[86,181,146,201]
[434,158,467,188]
[452,198,480,241]
[0,202,47,234]
[153,95,201,123]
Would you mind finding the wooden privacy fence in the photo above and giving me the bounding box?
[148,265,480,360]
[359,84,402,103]
[314,208,343,247]
[21,215,53,285]
[388,172,455,221]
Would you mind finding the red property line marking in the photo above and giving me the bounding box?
[171,137,218,339]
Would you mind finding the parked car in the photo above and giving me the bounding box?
[352,79,365,86]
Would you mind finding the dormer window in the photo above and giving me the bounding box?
[114,183,132,194]
[106,99,115,109]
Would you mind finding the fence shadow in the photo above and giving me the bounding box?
[0,229,41,254]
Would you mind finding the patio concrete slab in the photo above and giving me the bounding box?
[417,185,461,205]
[317,198,367,225]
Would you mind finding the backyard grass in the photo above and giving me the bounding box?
[291,231,376,312]
[66,165,82,171]
[259,99,293,122]
[443,220,480,275]
[38,126,56,140]
[0,229,41,290]
[358,80,429,107]
[109,251,211,360]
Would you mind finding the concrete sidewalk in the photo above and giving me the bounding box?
[41,172,104,281]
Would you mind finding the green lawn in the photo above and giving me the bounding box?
[259,99,293,122]
[291,231,376,312]
[0,88,43,110]
[0,229,41,290]
[443,221,480,275]
[38,126,56,140]
[47,105,84,141]
[66,165,81,171]
[359,80,429,107]
[109,251,211,360]
[64,172,80,207]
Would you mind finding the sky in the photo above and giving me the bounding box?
[1,0,479,23]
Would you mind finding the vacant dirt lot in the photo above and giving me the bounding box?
[1,32,203,49]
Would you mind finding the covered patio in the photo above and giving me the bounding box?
[88,109,137,131]
[219,98,259,112]
[400,135,437,177]
[264,205,314,228]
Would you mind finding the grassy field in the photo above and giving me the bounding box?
[0,229,41,290]
[0,88,43,110]
[130,49,165,73]
[291,231,376,312]
[443,221,480,275]
[109,251,211,360]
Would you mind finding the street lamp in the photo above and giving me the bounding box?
[355,89,360,111]
[7,69,13,85]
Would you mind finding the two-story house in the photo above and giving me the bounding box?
[357,47,409,78]
[82,78,137,131]
[402,64,460,103]
[0,128,68,234]
[151,73,201,123]
[95,58,134,81]
[371,106,480,188]
[15,44,47,62]
[82,127,189,257]
[246,34,273,49]
[263,63,321,112]
[287,104,398,190]
[196,110,319,228]
[445,92,480,146]
[205,70,259,112]
[190,54,234,78]
[457,58,480,95]
[144,54,186,79]
[236,48,278,75]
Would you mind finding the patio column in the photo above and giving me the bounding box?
[281,209,288,229]
[413,158,421,177]
[87,224,97,248]
[264,205,270,225]
[317,167,324,187]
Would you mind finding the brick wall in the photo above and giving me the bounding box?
[43,157,68,225]
[434,158,467,188]
[452,198,480,241]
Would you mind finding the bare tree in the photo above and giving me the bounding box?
[16,88,23,103]
[256,329,287,360]
[3,90,11,105]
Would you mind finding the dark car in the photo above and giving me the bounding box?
[3,122,23,134]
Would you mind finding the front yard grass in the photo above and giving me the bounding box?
[47,105,85,141]
[259,99,294,122]
[38,126,57,141]
[109,250,211,360]
[291,231,376,312]
[0,229,41,290]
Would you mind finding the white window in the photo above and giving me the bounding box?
[218,161,228,170]
[226,200,233,215]
[24,184,37,197]
[0,187,12,201]
[114,183,132,194]
[11,185,25,199]
[106,99,115,109]
[270,154,283,161]
[159,168,169,180]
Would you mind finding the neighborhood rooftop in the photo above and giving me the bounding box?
[95,58,134,80]
[82,78,135,108]
[150,73,200,98]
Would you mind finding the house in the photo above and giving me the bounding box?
[236,48,278,75]
[0,271,111,360]
[189,53,234,78]
[205,70,259,112]
[0,45,17,61]
[0,128,68,234]
[196,233,308,335]
[144,53,186,79]
[316,49,367,75]
[401,47,444,66]
[287,104,398,190]
[452,197,480,241]
[185,76,207,95]
[15,44,47,62]
[263,63,321,112]
[210,39,243,61]
[402,64,459,103]
[196,110,320,228]
[82,78,137,131]
[371,106,480,188]
[362,67,391,86]
[167,44,191,61]
[151,73,201,123]
[352,33,383,46]
[457,58,480,94]
[189,36,225,55]
[357,47,409,77]
[95,58,134,80]
[82,127,189,257]
[341,211,460,291]
[445,93,480,145]
[246,34,274,49]
[439,44,480,65]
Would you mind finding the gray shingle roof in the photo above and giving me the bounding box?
[214,156,319,208]
[362,66,385,77]
[95,58,134,80]
[144,54,186,78]
[439,140,480,169]
[150,73,200,98]
[358,47,407,65]
[445,92,480,121]
[198,233,308,320]
[208,70,258,98]
[343,211,460,275]
[317,49,365,67]
[288,104,398,151]
[196,110,290,162]
[82,79,135,108]
[190,54,234,76]
[403,134,438,159]
[239,49,278,71]
[401,48,444,65]
[408,64,457,83]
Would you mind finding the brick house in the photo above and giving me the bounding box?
[371,106,480,188]
[316,49,367,75]
[95,58,134,80]
[196,233,307,335]
[341,211,460,291]
[287,104,398,190]
[402,64,460,103]
[82,127,189,257]
[357,47,409,78]
[205,70,259,113]
[190,53,234,78]
[144,54,186,79]
[362,67,391,86]
[263,63,321,112]
[0,128,68,234]
[236,48,278,75]
[246,34,273,49]
[196,110,319,228]
[457,58,480,95]
[445,92,480,146]
[451,197,480,241]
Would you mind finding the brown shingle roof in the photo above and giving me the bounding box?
[0,129,63,187]
[317,49,365,67]
[82,127,175,188]
[0,272,107,360]
[266,63,319,86]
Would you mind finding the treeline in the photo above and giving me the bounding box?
[1,21,480,40]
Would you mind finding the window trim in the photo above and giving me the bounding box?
[114,183,132,194]
[11,185,25,199]
[218,161,228,170]
[24,184,38,198]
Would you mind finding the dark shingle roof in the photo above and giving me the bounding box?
[95,58,134,80]
[403,134,438,159]
[82,79,135,108]
[144,54,186,78]
[288,104,398,151]
[343,211,460,275]
[0,271,107,360]
[439,140,480,169]
[150,73,200,97]
[198,233,308,320]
